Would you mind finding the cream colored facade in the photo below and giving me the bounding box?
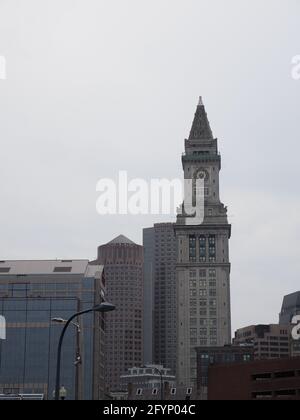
[175,98,232,387]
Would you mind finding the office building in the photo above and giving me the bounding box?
[0,260,106,400]
[143,228,155,365]
[234,324,292,360]
[279,291,300,324]
[143,224,177,374]
[279,292,300,356]
[91,235,143,392]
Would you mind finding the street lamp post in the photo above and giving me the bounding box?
[54,302,115,401]
[154,367,164,401]
[52,318,81,400]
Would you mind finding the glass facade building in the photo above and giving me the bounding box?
[0,260,106,400]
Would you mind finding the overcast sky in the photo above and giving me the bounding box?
[0,0,299,333]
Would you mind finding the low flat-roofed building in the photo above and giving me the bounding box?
[234,324,292,360]
[121,364,199,400]
[196,345,254,399]
[121,364,176,391]
[208,357,300,400]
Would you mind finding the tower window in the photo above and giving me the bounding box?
[199,236,206,246]
[190,280,197,289]
[199,236,206,262]
[189,235,196,262]
[200,248,206,257]
[208,235,216,261]
[209,235,216,245]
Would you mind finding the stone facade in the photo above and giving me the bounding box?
[175,98,232,387]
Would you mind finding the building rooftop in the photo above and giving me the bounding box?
[0,260,103,277]
[281,292,300,311]
[107,235,136,245]
[188,96,214,141]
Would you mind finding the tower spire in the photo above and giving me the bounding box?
[189,97,213,141]
[198,96,204,106]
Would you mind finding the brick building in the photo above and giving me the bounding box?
[208,357,300,400]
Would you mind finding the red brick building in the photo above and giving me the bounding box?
[208,357,300,400]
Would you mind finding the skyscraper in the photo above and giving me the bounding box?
[143,224,177,374]
[279,292,300,357]
[91,235,143,393]
[143,228,155,365]
[279,292,300,325]
[175,98,232,387]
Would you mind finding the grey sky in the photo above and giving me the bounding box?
[0,0,299,333]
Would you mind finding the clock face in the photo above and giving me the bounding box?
[195,169,208,181]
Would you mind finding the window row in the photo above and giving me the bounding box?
[189,235,216,262]
[190,318,217,327]
[190,328,218,337]
[189,269,216,279]
[190,280,217,288]
[190,289,217,297]
[190,299,217,307]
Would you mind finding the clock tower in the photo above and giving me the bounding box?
[175,98,232,389]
